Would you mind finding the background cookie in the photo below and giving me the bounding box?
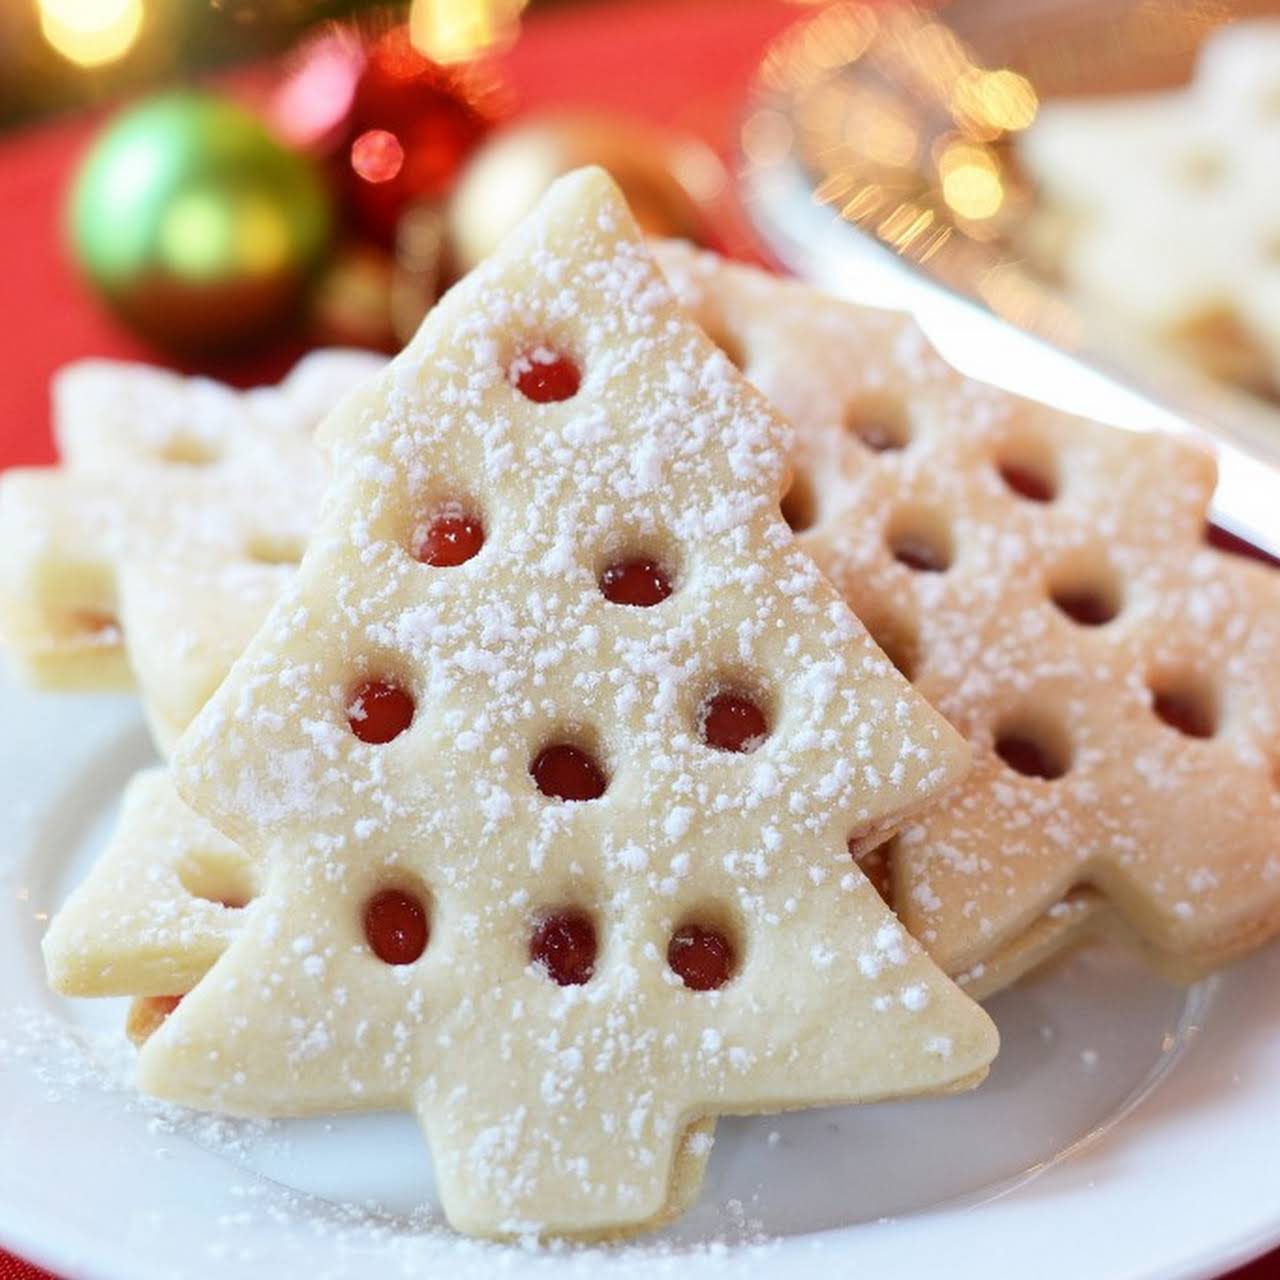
[657,238,1280,987]
[0,350,383,713]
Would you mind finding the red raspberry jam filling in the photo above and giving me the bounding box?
[513,351,581,403]
[363,888,429,965]
[1153,688,1215,739]
[347,679,415,744]
[998,461,1056,503]
[1053,588,1116,627]
[599,558,672,607]
[701,691,768,753]
[531,743,607,802]
[996,732,1066,780]
[667,923,735,991]
[892,535,948,573]
[416,512,484,567]
[530,910,596,985]
[855,419,906,452]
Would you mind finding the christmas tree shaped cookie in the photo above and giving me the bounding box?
[0,350,383,714]
[656,239,1280,993]
[43,767,253,999]
[116,557,292,752]
[142,168,997,1239]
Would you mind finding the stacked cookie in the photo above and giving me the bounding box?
[656,240,1280,993]
[8,167,1279,1241]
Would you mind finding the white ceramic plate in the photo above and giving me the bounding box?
[5,251,1280,1277]
[2,672,1279,1280]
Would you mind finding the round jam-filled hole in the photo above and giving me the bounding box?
[1051,585,1120,627]
[701,690,769,753]
[530,910,597,985]
[363,888,429,965]
[846,393,910,453]
[1150,680,1217,739]
[998,459,1057,503]
[599,558,673,607]
[531,743,608,802]
[888,516,952,573]
[347,679,416,744]
[415,510,484,567]
[512,350,581,403]
[995,727,1070,780]
[668,923,736,991]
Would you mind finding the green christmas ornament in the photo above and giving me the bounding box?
[69,93,334,352]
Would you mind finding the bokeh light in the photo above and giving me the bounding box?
[351,129,406,184]
[409,0,528,65]
[939,141,1004,220]
[159,187,292,279]
[952,68,1039,136]
[38,0,144,68]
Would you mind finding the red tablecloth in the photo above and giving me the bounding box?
[0,1,1275,1276]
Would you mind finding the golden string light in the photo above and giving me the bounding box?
[938,141,1004,221]
[37,0,144,68]
[745,0,1039,282]
[408,0,529,65]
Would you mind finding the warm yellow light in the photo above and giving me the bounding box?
[952,68,1039,135]
[939,142,1004,221]
[38,0,143,68]
[877,202,934,254]
[409,0,528,64]
[159,188,291,280]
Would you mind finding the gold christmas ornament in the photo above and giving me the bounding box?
[446,114,726,272]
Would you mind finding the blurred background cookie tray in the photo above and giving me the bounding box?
[740,0,1280,478]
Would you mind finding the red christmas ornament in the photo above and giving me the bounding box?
[344,26,506,244]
